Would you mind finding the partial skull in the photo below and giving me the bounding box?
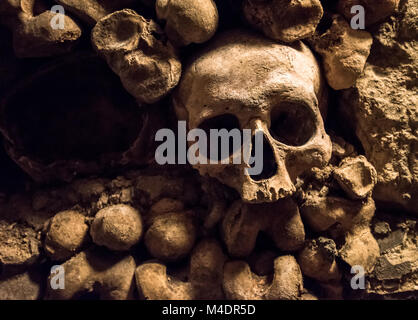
[173,30,331,203]
[92,9,182,104]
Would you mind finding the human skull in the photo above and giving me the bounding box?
[0,53,164,183]
[173,30,332,203]
[92,9,182,104]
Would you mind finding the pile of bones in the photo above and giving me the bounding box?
[0,0,416,300]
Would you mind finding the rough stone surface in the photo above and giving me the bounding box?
[243,0,323,42]
[0,221,40,267]
[366,212,417,297]
[339,0,418,215]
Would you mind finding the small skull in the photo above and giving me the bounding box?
[92,9,182,104]
[173,30,332,203]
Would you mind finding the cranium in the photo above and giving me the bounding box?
[173,30,332,203]
[92,9,182,104]
[0,53,164,183]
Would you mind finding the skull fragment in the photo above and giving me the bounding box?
[173,30,332,203]
[0,53,164,183]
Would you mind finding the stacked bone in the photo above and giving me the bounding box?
[0,0,416,301]
[0,162,394,300]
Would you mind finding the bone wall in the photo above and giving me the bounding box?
[0,0,416,300]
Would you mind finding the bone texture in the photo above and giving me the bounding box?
[0,0,416,301]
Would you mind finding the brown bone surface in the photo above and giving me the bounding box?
[0,0,416,302]
[174,30,332,203]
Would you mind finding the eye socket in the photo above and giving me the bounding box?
[197,114,241,162]
[269,102,316,146]
[115,17,139,42]
[92,11,141,52]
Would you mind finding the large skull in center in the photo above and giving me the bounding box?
[173,30,332,203]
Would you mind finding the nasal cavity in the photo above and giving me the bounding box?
[249,134,278,181]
